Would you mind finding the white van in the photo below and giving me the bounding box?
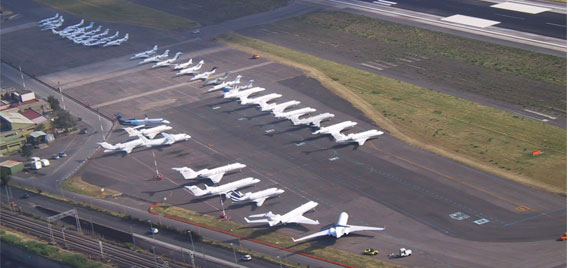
[30,161,42,170]
[29,157,41,162]
[40,159,50,167]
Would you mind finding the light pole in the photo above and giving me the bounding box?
[61,226,68,249]
[230,242,237,264]
[188,231,196,267]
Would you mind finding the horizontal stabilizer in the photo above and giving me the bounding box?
[172,167,198,179]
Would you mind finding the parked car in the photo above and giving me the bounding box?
[59,152,67,158]
[150,228,159,234]
[52,154,60,160]
[40,159,50,167]
[80,128,88,134]
[241,255,252,261]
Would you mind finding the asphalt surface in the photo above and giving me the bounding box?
[360,0,567,39]
[0,1,565,268]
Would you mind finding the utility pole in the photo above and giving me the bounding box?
[97,109,105,141]
[230,242,237,264]
[61,226,68,249]
[98,240,104,260]
[58,81,66,110]
[188,231,196,267]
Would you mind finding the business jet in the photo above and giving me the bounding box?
[98,138,144,154]
[38,13,59,25]
[175,60,204,76]
[123,125,173,139]
[114,113,170,126]
[245,201,320,226]
[289,113,335,128]
[138,133,191,147]
[223,87,265,99]
[190,67,217,81]
[131,45,158,60]
[203,72,229,86]
[240,93,282,106]
[230,188,285,206]
[138,50,170,65]
[152,52,183,68]
[184,177,260,198]
[173,58,193,70]
[172,163,246,183]
[260,100,301,113]
[292,212,384,242]
[102,33,129,47]
[274,107,316,119]
[312,121,358,139]
[208,75,242,92]
[334,129,384,146]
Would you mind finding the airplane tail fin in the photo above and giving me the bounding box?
[234,75,242,84]
[172,167,199,179]
[98,142,116,150]
[289,115,302,125]
[137,133,151,147]
[184,185,206,196]
[247,80,254,87]
[161,133,175,144]
[210,67,217,72]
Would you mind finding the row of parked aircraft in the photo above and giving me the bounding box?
[122,47,387,242]
[38,14,128,47]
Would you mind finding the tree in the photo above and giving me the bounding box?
[47,95,60,111]
[53,110,76,130]
[34,123,45,131]
[21,145,32,157]
[0,168,11,186]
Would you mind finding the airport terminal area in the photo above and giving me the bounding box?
[0,0,566,267]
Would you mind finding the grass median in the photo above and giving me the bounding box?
[152,203,398,268]
[220,33,566,194]
[61,176,120,198]
[34,0,199,30]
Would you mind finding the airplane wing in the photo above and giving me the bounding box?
[162,133,175,144]
[123,147,134,154]
[255,198,268,207]
[146,132,159,139]
[355,138,367,146]
[207,173,224,184]
[347,225,385,233]
[244,217,271,225]
[330,132,347,141]
[292,230,330,242]
[290,216,320,225]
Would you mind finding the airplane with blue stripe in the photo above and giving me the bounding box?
[114,113,170,126]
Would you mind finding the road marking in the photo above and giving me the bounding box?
[211,106,221,110]
[295,142,305,147]
[523,109,557,120]
[441,15,501,28]
[473,218,490,225]
[495,13,526,20]
[449,212,470,220]
[373,0,397,6]
[360,63,383,71]
[491,2,550,14]
[265,129,275,133]
[0,22,36,35]
[546,22,566,28]
[237,117,248,121]
[405,64,426,70]
[328,157,340,161]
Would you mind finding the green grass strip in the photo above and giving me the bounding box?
[220,33,566,193]
[34,0,199,30]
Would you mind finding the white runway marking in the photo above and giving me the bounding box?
[546,22,566,28]
[211,106,221,110]
[491,2,551,14]
[360,63,383,71]
[295,142,305,147]
[523,109,557,120]
[0,22,36,35]
[473,218,490,225]
[265,129,275,133]
[328,157,340,161]
[441,15,501,28]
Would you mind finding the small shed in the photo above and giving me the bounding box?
[0,160,24,175]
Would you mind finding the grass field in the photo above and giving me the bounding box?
[34,0,199,30]
[61,176,121,198]
[295,12,566,87]
[220,33,566,194]
[152,204,398,268]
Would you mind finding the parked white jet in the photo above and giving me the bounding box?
[245,201,320,226]
[58,19,85,36]
[289,113,335,128]
[223,87,265,99]
[123,125,173,139]
[173,59,192,70]
[138,50,170,65]
[312,121,358,139]
[274,107,316,119]
[292,212,384,242]
[175,60,204,76]
[203,72,229,86]
[41,17,64,30]
[334,129,384,146]
[38,13,59,25]
[240,93,282,106]
[261,100,301,113]
[185,177,260,198]
[227,80,254,92]
[85,31,119,46]
[131,45,158,60]
[103,33,129,47]
[172,163,246,183]
[230,188,285,206]
[190,67,217,81]
[98,138,144,154]
[152,52,182,68]
[138,133,191,147]
[208,75,242,92]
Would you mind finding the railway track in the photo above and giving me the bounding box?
[1,210,185,268]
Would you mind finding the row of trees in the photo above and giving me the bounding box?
[47,95,76,129]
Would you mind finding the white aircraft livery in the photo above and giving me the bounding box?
[292,212,384,242]
[203,72,230,86]
[172,162,246,183]
[261,100,301,113]
[223,87,265,99]
[173,58,193,70]
[289,113,335,127]
[208,75,242,92]
[138,133,191,147]
[274,107,316,119]
[131,45,158,59]
[175,60,204,76]
[230,188,285,206]
[334,129,384,146]
[138,50,170,65]
[240,93,282,106]
[184,177,261,198]
[312,121,358,140]
[190,67,217,81]
[152,52,182,68]
[98,138,144,154]
[244,201,320,226]
[123,125,173,139]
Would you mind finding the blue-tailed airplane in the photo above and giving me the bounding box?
[114,113,170,126]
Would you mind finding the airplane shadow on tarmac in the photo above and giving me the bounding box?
[222,105,255,114]
[254,118,289,127]
[243,224,310,239]
[208,99,237,107]
[266,125,309,137]
[302,143,359,155]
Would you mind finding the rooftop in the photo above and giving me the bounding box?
[0,160,23,168]
[0,111,35,125]
[20,109,43,120]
